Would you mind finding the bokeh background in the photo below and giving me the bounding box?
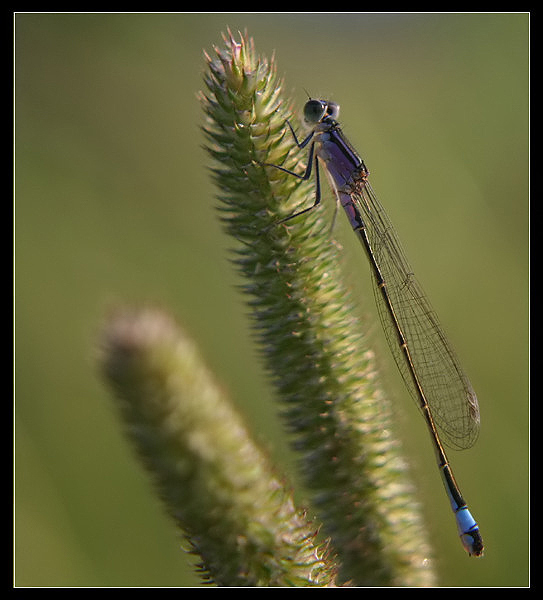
[15,13,528,587]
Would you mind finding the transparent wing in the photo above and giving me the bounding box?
[352,181,480,450]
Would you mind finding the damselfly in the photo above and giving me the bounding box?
[265,99,483,557]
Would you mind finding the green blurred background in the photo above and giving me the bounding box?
[15,13,528,587]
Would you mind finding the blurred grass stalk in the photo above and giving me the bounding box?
[99,30,437,587]
[99,307,338,586]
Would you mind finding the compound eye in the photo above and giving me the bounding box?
[303,99,327,124]
[325,102,340,120]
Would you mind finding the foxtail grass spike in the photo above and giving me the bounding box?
[99,307,339,587]
[200,30,437,586]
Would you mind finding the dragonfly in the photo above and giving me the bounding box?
[265,98,483,557]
